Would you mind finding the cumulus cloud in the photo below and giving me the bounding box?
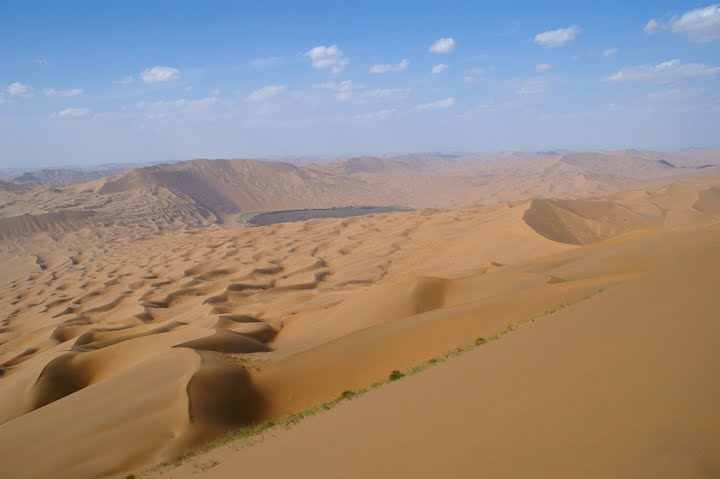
[415,97,455,110]
[431,64,448,74]
[305,45,349,75]
[606,59,719,82]
[141,66,181,83]
[245,85,286,103]
[7,82,33,96]
[51,107,91,119]
[32,58,48,65]
[534,26,580,47]
[43,88,83,97]
[670,4,720,42]
[113,75,135,85]
[319,80,410,103]
[603,48,619,57]
[429,37,456,54]
[369,59,410,74]
[644,18,661,35]
[536,63,552,72]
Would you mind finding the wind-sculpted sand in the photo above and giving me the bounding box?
[0,158,718,478]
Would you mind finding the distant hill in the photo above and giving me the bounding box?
[0,151,717,240]
[14,168,126,186]
[97,159,367,220]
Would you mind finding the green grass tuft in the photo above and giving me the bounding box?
[147,287,610,475]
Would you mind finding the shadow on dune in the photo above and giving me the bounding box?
[186,352,268,437]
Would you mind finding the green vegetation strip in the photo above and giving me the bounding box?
[145,288,604,476]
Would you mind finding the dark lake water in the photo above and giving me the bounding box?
[247,206,413,226]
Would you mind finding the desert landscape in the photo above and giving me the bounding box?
[4,1,720,477]
[0,150,719,478]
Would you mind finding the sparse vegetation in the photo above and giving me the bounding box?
[148,288,607,475]
[340,390,357,400]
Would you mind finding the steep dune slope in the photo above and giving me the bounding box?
[0,210,105,240]
[98,159,367,220]
[1,176,719,478]
[175,222,720,479]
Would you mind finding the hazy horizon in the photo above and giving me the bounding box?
[2,0,720,167]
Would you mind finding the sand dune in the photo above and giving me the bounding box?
[167,221,720,479]
[0,210,105,240]
[0,154,718,478]
[1,152,715,242]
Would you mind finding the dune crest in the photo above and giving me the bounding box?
[0,156,718,478]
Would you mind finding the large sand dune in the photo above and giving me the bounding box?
[0,154,718,478]
[1,150,715,240]
[167,220,720,479]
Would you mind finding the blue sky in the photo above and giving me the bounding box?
[1,1,719,167]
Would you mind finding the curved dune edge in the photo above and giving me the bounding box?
[0,210,105,240]
[0,346,271,479]
[521,197,661,245]
[0,176,719,478]
[693,186,720,215]
[149,221,720,479]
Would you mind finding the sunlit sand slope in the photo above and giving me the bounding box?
[163,221,720,479]
[0,175,718,478]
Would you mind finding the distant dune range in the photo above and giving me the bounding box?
[0,149,716,240]
[0,150,718,478]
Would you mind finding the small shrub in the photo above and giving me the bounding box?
[339,390,356,400]
[388,369,405,381]
[475,337,488,346]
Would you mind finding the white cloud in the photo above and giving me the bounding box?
[7,82,33,96]
[431,64,448,74]
[51,107,91,119]
[603,48,619,57]
[429,37,456,54]
[644,19,661,35]
[670,4,720,42]
[141,66,181,83]
[43,88,83,97]
[369,59,410,74]
[319,80,410,103]
[534,26,580,47]
[415,97,455,111]
[535,63,552,72]
[113,75,135,85]
[606,59,720,82]
[245,85,286,103]
[305,45,349,75]
[32,58,48,65]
